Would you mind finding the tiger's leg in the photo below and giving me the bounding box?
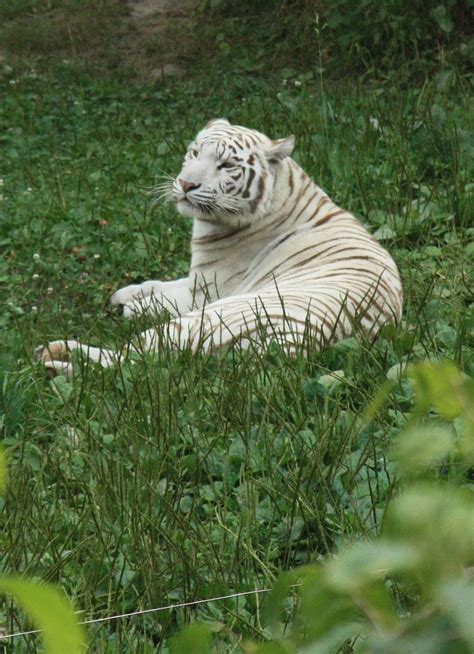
[137,290,350,355]
[37,289,351,377]
[111,277,195,318]
[35,340,118,379]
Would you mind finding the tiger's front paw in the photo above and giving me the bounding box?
[112,282,165,319]
[35,340,75,378]
[110,284,144,308]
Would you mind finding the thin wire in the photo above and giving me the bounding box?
[0,587,277,640]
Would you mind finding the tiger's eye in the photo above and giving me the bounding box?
[217,161,235,170]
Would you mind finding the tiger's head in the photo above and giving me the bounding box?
[170,119,295,226]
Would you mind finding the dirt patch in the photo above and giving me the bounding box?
[124,0,200,79]
[128,0,199,19]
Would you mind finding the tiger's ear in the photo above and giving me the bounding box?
[204,118,230,129]
[267,136,295,164]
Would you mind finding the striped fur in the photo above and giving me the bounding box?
[37,119,402,375]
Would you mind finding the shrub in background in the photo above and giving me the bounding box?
[206,0,472,76]
[306,0,465,71]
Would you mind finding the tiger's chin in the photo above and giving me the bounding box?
[176,198,197,219]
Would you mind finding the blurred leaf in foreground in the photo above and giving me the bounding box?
[0,577,85,654]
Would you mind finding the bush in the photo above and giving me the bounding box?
[309,0,463,71]
[207,0,471,76]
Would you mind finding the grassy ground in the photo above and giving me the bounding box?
[0,1,473,652]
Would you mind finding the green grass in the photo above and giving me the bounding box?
[0,5,473,651]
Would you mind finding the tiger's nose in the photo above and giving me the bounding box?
[179,179,201,193]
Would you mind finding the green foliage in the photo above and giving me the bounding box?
[0,455,85,653]
[170,623,214,653]
[0,449,7,493]
[202,0,472,78]
[395,360,474,471]
[410,360,474,423]
[259,495,473,652]
[189,362,474,652]
[308,0,463,71]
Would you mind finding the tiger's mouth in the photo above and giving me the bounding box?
[176,196,215,221]
[173,187,244,223]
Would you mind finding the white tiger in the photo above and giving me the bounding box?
[37,119,402,376]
